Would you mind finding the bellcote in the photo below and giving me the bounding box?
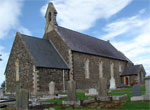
[45,2,58,33]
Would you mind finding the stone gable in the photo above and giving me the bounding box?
[5,33,34,93]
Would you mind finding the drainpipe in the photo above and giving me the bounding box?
[63,70,65,93]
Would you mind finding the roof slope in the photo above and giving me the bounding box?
[21,34,69,69]
[121,65,142,76]
[58,26,128,61]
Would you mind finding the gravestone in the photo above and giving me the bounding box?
[49,81,55,96]
[112,94,128,101]
[132,84,141,96]
[67,80,76,101]
[0,89,3,99]
[62,100,80,106]
[98,77,108,96]
[144,76,150,100]
[16,82,22,108]
[109,77,116,89]
[82,98,95,105]
[16,82,29,110]
[96,96,111,101]
[131,78,150,101]
[85,88,98,96]
[145,76,150,96]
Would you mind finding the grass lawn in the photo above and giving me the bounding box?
[46,86,150,110]
[120,102,150,109]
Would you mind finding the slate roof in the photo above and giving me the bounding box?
[57,26,129,61]
[121,65,142,76]
[21,34,69,70]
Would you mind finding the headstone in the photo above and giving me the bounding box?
[67,80,76,101]
[0,89,3,99]
[49,81,55,96]
[82,98,95,105]
[131,96,144,101]
[145,76,150,95]
[85,88,98,96]
[16,82,29,110]
[109,77,116,89]
[16,82,22,108]
[144,76,150,100]
[131,77,150,101]
[96,96,111,101]
[112,94,128,101]
[132,84,141,96]
[98,77,108,96]
[55,94,67,99]
[62,100,80,106]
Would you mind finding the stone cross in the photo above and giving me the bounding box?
[98,77,108,96]
[109,62,116,89]
[0,89,3,99]
[16,82,29,110]
[49,81,55,96]
[67,80,76,101]
[132,84,141,96]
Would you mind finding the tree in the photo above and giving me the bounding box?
[0,54,2,61]
[1,81,5,88]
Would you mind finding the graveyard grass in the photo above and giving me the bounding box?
[46,86,150,110]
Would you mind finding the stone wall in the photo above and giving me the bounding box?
[43,31,73,79]
[5,34,34,93]
[37,68,69,93]
[43,31,70,64]
[130,75,137,84]
[72,51,127,90]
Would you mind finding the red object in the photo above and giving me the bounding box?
[130,82,138,86]
[126,77,128,85]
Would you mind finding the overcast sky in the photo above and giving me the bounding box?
[0,0,150,85]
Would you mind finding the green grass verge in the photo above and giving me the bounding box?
[120,102,150,109]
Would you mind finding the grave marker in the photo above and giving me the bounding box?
[0,89,3,99]
[132,84,141,96]
[85,88,98,96]
[144,76,150,100]
[98,77,108,96]
[16,82,29,110]
[67,80,76,101]
[49,81,55,96]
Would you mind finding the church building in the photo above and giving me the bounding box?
[5,3,146,94]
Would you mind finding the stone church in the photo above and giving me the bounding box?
[5,3,146,94]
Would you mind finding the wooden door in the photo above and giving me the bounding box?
[125,77,128,85]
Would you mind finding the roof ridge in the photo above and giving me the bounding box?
[20,34,48,41]
[48,40,70,69]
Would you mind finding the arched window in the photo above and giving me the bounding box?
[119,62,122,73]
[99,60,103,78]
[110,62,114,77]
[85,59,89,79]
[48,12,52,22]
[15,59,19,81]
